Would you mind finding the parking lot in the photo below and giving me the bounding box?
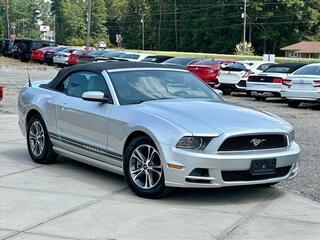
[1,57,320,239]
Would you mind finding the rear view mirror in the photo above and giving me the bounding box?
[82,91,111,103]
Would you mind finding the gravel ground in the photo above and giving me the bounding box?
[1,56,319,202]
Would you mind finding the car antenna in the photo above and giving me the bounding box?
[27,63,31,87]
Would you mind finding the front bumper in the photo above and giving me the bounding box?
[161,142,300,188]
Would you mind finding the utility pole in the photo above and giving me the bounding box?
[242,0,247,46]
[4,0,10,38]
[141,14,145,50]
[174,0,178,50]
[158,0,163,49]
[86,0,92,48]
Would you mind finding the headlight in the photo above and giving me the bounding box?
[176,136,212,150]
[289,129,295,142]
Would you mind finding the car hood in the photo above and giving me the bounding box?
[136,99,292,135]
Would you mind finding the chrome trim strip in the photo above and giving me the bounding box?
[101,70,120,106]
[48,132,122,161]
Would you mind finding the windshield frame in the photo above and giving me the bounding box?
[106,68,222,105]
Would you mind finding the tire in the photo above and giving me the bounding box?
[222,89,231,95]
[254,96,267,101]
[246,91,252,97]
[287,100,301,108]
[123,136,167,198]
[27,114,56,164]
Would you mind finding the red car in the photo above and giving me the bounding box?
[67,49,95,65]
[187,59,234,87]
[0,85,3,102]
[31,47,55,63]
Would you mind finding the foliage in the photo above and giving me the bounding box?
[234,42,255,56]
[1,0,319,55]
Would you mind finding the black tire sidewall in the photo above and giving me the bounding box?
[27,115,54,164]
[123,136,166,198]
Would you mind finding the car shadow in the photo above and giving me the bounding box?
[56,156,284,206]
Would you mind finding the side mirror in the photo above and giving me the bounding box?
[214,89,223,98]
[82,91,111,103]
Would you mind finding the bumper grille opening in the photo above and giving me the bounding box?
[221,166,291,182]
[186,178,211,184]
[218,134,288,151]
[189,168,209,177]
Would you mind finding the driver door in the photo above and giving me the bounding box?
[56,71,120,166]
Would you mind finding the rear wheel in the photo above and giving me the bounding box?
[27,114,56,164]
[254,96,267,101]
[123,136,167,198]
[287,100,301,108]
[222,89,232,95]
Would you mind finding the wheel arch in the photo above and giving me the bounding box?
[26,109,42,127]
[123,130,156,156]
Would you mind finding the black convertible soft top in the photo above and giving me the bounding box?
[45,61,183,89]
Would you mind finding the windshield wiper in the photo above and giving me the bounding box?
[128,98,175,105]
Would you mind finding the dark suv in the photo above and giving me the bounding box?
[12,39,55,61]
[0,39,15,57]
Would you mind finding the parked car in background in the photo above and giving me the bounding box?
[67,49,95,66]
[53,48,78,66]
[43,47,68,65]
[217,61,276,95]
[77,49,106,64]
[31,46,56,63]
[281,63,320,107]
[0,85,3,102]
[116,53,153,62]
[247,63,306,100]
[12,39,55,62]
[162,57,202,68]
[187,59,234,87]
[141,55,173,63]
[94,51,126,62]
[0,39,14,57]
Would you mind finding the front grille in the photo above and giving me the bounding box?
[221,166,291,182]
[218,134,287,151]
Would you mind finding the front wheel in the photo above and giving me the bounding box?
[27,114,56,164]
[287,100,301,108]
[123,136,167,198]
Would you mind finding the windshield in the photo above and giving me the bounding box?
[196,59,220,66]
[294,65,320,75]
[164,57,196,66]
[109,70,221,105]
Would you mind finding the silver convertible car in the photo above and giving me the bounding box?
[18,62,300,198]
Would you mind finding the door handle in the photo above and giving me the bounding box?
[61,103,69,111]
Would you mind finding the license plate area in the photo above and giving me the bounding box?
[250,158,276,176]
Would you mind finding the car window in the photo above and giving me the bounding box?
[223,62,246,71]
[109,70,221,105]
[264,66,291,73]
[258,63,274,71]
[121,54,139,59]
[293,65,320,75]
[57,72,110,99]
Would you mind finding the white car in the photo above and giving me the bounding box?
[116,53,154,62]
[281,63,320,107]
[247,63,306,101]
[217,61,276,95]
[53,48,78,66]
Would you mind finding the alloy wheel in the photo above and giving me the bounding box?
[29,121,45,157]
[129,144,163,189]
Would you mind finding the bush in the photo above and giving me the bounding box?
[234,42,255,56]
